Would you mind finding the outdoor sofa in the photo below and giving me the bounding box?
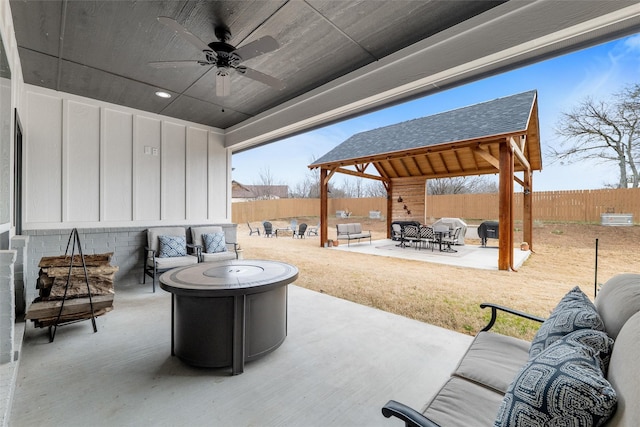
[382,273,640,426]
[336,223,371,246]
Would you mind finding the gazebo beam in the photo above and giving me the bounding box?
[334,166,386,181]
[510,137,530,170]
[474,146,500,170]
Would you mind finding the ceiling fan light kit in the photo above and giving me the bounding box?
[150,16,284,97]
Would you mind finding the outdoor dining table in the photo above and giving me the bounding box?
[433,225,455,252]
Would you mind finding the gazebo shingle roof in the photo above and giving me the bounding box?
[311,90,538,167]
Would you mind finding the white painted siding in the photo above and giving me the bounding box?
[25,92,62,223]
[208,131,229,221]
[134,116,161,221]
[65,100,100,222]
[186,127,208,220]
[102,109,133,221]
[161,122,186,220]
[22,85,228,229]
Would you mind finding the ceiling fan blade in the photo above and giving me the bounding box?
[232,36,279,62]
[237,66,285,90]
[157,16,211,52]
[216,73,231,97]
[149,60,202,68]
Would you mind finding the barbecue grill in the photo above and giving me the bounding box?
[478,221,499,247]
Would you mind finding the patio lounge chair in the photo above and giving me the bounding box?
[307,222,319,236]
[143,226,198,292]
[247,222,260,236]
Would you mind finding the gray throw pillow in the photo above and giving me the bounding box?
[495,329,617,427]
[529,286,605,359]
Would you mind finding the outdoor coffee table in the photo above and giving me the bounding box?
[159,259,299,375]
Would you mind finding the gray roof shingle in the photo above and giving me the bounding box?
[311,90,536,166]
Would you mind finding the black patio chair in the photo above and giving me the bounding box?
[442,226,462,252]
[418,225,436,251]
[403,225,421,248]
[294,223,307,238]
[263,221,274,237]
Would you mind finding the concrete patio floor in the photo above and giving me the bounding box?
[10,277,472,427]
[332,239,531,270]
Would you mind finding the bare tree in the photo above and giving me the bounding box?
[252,167,285,199]
[363,180,387,197]
[427,176,497,195]
[551,83,640,188]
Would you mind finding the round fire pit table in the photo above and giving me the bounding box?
[159,259,298,375]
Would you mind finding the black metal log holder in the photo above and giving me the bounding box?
[48,228,98,342]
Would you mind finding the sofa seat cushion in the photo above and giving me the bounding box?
[529,286,605,358]
[158,235,187,257]
[495,329,617,427]
[154,255,198,269]
[453,331,531,394]
[201,251,236,262]
[336,232,370,240]
[422,376,505,427]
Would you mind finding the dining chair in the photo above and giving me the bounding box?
[403,225,421,248]
[418,225,436,251]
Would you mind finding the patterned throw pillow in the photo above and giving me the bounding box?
[203,232,227,253]
[157,235,187,258]
[495,329,617,427]
[529,286,605,358]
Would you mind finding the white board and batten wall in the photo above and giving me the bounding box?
[23,84,231,230]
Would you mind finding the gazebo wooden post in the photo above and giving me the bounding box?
[320,168,328,247]
[386,180,393,238]
[523,170,533,251]
[498,142,514,270]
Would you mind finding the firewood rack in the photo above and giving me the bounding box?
[48,228,98,342]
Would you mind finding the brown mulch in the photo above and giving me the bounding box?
[237,217,640,339]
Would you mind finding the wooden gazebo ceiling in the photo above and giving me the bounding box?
[332,132,539,181]
[310,91,541,182]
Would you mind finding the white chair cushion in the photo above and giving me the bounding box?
[154,255,197,269]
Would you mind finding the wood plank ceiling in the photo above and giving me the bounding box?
[9,0,502,129]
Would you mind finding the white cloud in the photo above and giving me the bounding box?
[623,34,640,51]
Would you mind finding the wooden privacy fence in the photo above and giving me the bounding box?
[232,198,386,224]
[232,188,640,224]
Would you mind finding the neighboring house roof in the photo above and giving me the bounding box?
[309,90,541,178]
[232,184,289,199]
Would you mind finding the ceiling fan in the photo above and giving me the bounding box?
[150,16,285,97]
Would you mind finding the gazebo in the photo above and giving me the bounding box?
[309,90,542,270]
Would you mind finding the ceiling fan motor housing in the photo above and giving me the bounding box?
[208,41,241,67]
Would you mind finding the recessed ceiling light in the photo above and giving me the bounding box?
[155,91,171,98]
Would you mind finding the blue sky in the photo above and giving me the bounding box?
[232,33,640,192]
